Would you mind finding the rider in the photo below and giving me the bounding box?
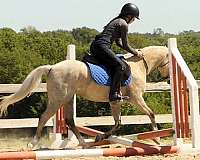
[90,3,143,102]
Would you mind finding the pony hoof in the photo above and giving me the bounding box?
[82,144,90,149]
[95,134,106,142]
[27,137,39,150]
[27,143,34,150]
[79,142,90,149]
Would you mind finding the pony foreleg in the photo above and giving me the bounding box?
[130,95,160,144]
[65,118,86,148]
[131,95,158,131]
[95,103,121,142]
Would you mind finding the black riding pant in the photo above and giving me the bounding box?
[90,40,127,96]
[90,41,126,72]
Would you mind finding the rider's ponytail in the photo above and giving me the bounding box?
[103,14,123,29]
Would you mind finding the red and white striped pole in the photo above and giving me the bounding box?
[0,144,178,159]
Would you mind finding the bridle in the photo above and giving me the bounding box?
[143,54,170,82]
[157,56,170,81]
[158,59,169,68]
[142,57,149,74]
[124,52,150,74]
[125,52,169,81]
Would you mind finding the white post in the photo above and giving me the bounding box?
[66,44,76,60]
[189,85,200,148]
[168,38,181,146]
[53,113,57,133]
[66,45,78,143]
[50,44,78,149]
[168,38,200,151]
[66,45,76,122]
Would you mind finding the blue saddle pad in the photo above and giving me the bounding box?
[86,62,132,86]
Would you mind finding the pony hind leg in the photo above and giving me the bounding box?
[63,99,88,148]
[27,100,60,149]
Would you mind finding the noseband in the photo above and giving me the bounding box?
[143,55,169,82]
[158,60,169,68]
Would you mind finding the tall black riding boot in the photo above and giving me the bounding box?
[109,70,129,102]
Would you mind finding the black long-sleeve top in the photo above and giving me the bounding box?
[95,17,138,55]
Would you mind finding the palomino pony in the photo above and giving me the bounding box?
[0,46,169,148]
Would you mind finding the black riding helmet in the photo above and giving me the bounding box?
[120,3,140,19]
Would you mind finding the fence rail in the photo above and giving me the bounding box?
[0,81,199,129]
[0,81,199,93]
[0,114,173,129]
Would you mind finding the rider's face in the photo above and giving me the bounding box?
[127,16,135,24]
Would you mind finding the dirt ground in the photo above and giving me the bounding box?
[1,137,200,160]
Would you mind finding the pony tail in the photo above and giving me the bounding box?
[0,65,52,116]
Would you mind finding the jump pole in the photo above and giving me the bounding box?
[0,143,177,159]
[168,38,200,153]
[0,126,178,159]
[77,125,174,147]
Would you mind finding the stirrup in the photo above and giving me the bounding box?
[109,92,129,102]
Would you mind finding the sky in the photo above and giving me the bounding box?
[0,0,199,34]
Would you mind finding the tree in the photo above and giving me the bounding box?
[20,26,39,34]
[72,27,98,44]
[153,28,164,36]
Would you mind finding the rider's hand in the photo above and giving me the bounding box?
[135,50,144,58]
